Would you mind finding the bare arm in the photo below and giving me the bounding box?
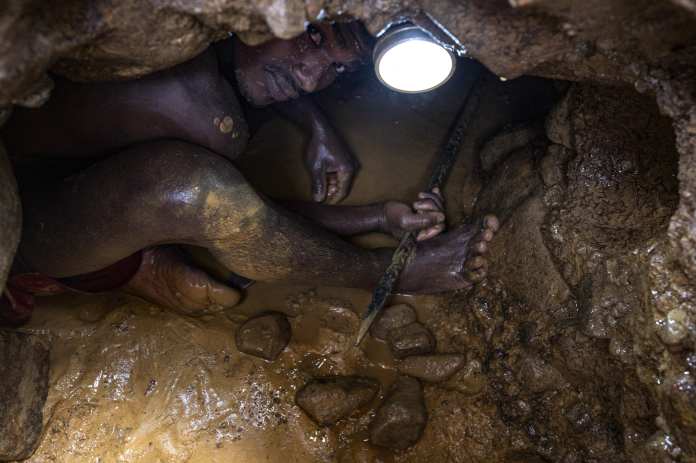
[282,189,446,241]
[276,96,358,204]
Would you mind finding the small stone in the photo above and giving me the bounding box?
[296,376,380,425]
[517,355,564,393]
[235,312,291,361]
[370,303,417,340]
[398,354,466,382]
[320,304,359,334]
[565,403,592,431]
[369,376,427,449]
[387,323,435,359]
[656,308,689,346]
[0,331,49,460]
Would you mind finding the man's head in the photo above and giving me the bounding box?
[233,21,372,106]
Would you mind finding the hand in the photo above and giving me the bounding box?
[383,188,446,241]
[306,131,358,204]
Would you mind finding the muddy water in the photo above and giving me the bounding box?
[20,286,439,462]
[18,64,558,462]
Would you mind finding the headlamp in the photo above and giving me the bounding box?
[373,24,456,93]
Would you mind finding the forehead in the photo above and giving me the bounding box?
[307,21,371,63]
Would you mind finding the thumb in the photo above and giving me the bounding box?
[312,164,327,202]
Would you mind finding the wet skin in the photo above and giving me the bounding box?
[3,21,498,313]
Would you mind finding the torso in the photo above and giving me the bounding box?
[3,46,249,168]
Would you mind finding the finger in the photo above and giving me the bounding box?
[330,169,353,204]
[312,164,328,202]
[417,192,444,211]
[431,187,443,202]
[416,223,445,241]
[413,199,443,214]
[401,212,445,231]
[484,214,500,232]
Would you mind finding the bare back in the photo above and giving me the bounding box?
[3,48,249,164]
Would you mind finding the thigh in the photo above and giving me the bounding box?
[18,140,260,277]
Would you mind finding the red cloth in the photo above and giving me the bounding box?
[0,252,142,325]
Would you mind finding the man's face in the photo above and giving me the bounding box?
[234,21,371,106]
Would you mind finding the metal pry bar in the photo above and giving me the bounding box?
[354,70,483,346]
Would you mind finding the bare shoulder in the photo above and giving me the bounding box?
[3,47,249,161]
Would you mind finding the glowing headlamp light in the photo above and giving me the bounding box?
[373,24,456,93]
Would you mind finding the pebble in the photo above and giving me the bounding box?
[370,304,417,340]
[296,376,380,425]
[320,304,359,334]
[235,312,291,361]
[369,376,427,449]
[398,354,466,382]
[387,322,436,359]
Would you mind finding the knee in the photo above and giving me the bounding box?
[126,141,265,237]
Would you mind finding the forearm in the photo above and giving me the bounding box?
[276,96,331,135]
[282,200,386,236]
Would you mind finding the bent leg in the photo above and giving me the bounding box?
[19,140,387,289]
[19,140,497,296]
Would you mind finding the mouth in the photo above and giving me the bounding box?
[264,65,300,102]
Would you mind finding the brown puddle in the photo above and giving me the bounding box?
[20,285,440,462]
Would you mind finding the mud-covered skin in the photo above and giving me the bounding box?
[123,246,242,316]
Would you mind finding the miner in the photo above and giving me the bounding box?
[0,21,498,321]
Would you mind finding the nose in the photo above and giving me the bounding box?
[292,61,331,93]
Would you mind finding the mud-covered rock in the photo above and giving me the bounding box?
[480,121,543,172]
[369,376,427,450]
[488,193,571,313]
[0,143,20,292]
[517,355,564,393]
[319,304,358,335]
[386,322,435,359]
[235,312,291,361]
[397,354,466,383]
[0,330,49,461]
[369,303,417,341]
[475,144,543,223]
[295,376,379,426]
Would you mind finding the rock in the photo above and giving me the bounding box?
[0,143,20,292]
[386,323,436,359]
[369,376,427,449]
[545,89,572,148]
[474,146,542,223]
[517,355,564,393]
[295,376,380,425]
[235,312,291,361]
[370,303,417,341]
[0,330,50,461]
[320,304,359,334]
[398,354,466,382]
[480,122,543,172]
[487,194,572,313]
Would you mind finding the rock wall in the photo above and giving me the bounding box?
[0,110,20,292]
